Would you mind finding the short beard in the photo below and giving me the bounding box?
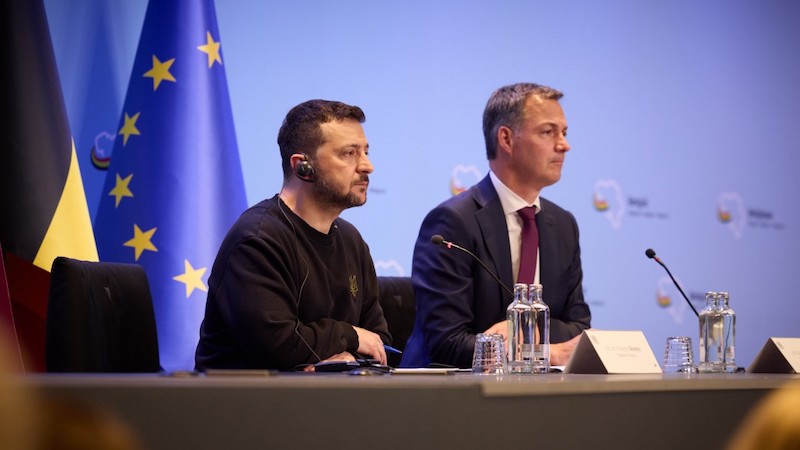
[311,169,368,210]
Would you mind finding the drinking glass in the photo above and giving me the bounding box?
[663,336,697,373]
[472,333,507,374]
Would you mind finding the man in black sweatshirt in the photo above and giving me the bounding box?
[195,100,389,371]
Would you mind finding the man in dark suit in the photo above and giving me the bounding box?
[401,83,591,368]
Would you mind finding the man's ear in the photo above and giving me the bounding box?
[291,152,316,181]
[497,125,514,156]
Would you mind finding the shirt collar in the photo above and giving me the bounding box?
[489,171,541,216]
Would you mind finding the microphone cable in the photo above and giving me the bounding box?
[431,234,514,297]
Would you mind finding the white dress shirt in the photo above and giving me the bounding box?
[489,171,541,285]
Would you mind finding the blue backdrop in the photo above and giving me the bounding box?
[46,0,800,370]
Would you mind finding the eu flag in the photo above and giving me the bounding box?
[94,0,246,371]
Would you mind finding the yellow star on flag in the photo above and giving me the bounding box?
[143,55,176,90]
[124,224,158,261]
[197,31,222,68]
[118,112,141,146]
[109,173,134,208]
[173,259,208,298]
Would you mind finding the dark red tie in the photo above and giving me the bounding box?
[517,207,538,284]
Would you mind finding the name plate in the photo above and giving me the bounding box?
[565,329,661,374]
[748,337,800,374]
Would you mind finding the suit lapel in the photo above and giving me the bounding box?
[473,177,513,309]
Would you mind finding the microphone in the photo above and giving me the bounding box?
[431,235,514,296]
[645,248,699,317]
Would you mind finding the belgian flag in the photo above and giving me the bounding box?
[0,0,98,371]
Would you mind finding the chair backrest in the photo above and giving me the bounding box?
[376,276,415,367]
[46,257,160,373]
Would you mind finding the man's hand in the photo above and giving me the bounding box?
[483,322,580,366]
[550,334,581,365]
[353,326,387,364]
[483,320,509,350]
[483,320,509,339]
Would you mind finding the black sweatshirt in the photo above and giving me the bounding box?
[195,195,390,371]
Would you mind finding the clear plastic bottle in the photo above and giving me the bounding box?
[528,284,550,373]
[699,291,724,373]
[507,283,534,374]
[719,291,736,373]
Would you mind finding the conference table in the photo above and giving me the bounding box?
[20,371,798,450]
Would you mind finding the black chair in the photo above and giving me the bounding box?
[376,276,415,367]
[46,257,161,373]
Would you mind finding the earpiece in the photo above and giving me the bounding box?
[294,153,315,181]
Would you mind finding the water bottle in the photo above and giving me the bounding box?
[507,283,534,374]
[719,291,736,373]
[699,291,724,372]
[528,283,551,373]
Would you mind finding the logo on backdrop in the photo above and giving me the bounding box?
[717,191,746,239]
[593,179,669,229]
[716,191,783,238]
[449,165,482,196]
[374,259,405,276]
[656,276,692,324]
[656,277,708,324]
[592,179,625,229]
[90,131,116,170]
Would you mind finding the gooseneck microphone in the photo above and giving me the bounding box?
[431,235,514,296]
[645,248,699,317]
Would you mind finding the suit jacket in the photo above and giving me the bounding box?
[401,175,591,368]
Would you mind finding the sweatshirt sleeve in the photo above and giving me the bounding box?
[357,254,392,346]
